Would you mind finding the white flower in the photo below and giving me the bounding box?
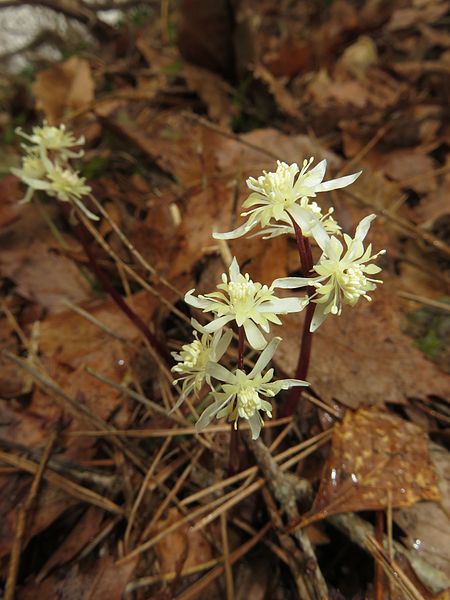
[184,257,307,350]
[274,215,385,331]
[213,159,360,243]
[10,149,48,204]
[16,159,98,220]
[16,122,85,160]
[247,196,342,240]
[196,338,308,439]
[171,320,233,411]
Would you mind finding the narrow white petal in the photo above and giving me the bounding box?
[196,396,232,431]
[203,315,234,332]
[249,337,281,377]
[354,214,376,242]
[258,297,306,314]
[229,257,240,281]
[184,290,206,308]
[190,318,208,334]
[214,329,233,360]
[278,378,309,388]
[206,361,233,383]
[213,219,256,240]
[310,303,327,332]
[316,170,362,192]
[248,413,262,439]
[303,159,327,186]
[310,220,331,252]
[272,277,312,289]
[243,320,267,350]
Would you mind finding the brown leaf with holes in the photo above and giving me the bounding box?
[394,443,450,579]
[307,407,440,521]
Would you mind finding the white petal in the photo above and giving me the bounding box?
[206,361,233,383]
[288,204,317,232]
[316,170,362,192]
[249,337,281,377]
[196,395,232,431]
[214,329,233,360]
[229,257,240,281]
[213,219,256,240]
[243,320,267,350]
[310,220,331,252]
[278,378,309,389]
[248,413,262,439]
[190,318,208,334]
[303,159,327,186]
[203,315,233,332]
[258,297,306,314]
[185,290,207,309]
[272,277,313,289]
[310,303,327,332]
[354,214,376,242]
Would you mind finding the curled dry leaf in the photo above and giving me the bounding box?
[306,406,440,521]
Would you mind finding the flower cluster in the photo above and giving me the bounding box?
[11,122,97,220]
[171,157,385,437]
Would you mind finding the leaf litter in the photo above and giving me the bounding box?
[0,0,450,598]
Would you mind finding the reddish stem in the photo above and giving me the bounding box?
[63,206,170,364]
[283,217,315,416]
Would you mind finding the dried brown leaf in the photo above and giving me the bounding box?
[32,57,95,123]
[274,278,450,410]
[308,407,440,518]
[395,442,450,579]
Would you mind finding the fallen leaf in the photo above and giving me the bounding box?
[37,507,105,580]
[19,553,137,600]
[152,507,214,574]
[394,442,450,579]
[306,407,440,520]
[32,57,95,123]
[0,204,92,311]
[275,278,450,410]
[183,63,236,127]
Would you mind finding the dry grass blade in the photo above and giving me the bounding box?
[173,523,272,600]
[366,536,426,600]
[4,433,56,600]
[124,436,173,551]
[125,558,221,593]
[220,513,234,600]
[2,350,145,471]
[0,449,122,515]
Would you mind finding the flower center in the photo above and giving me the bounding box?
[181,339,203,368]
[23,155,46,178]
[228,278,257,306]
[341,265,368,299]
[237,386,261,418]
[257,162,298,207]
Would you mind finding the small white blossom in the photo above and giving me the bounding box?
[196,337,308,439]
[16,122,85,160]
[10,149,48,204]
[274,215,385,331]
[171,320,233,411]
[213,159,360,243]
[185,258,307,350]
